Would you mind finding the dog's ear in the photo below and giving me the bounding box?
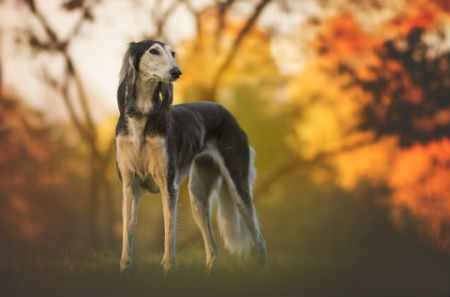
[117,42,137,114]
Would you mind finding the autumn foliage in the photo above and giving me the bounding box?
[1,0,449,260]
[307,2,450,252]
[0,91,78,248]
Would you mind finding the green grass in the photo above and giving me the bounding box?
[2,247,450,297]
[2,186,449,296]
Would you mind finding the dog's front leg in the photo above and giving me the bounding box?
[120,180,141,273]
[160,184,179,272]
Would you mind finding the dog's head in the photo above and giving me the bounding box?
[133,40,181,82]
[117,40,181,114]
[120,40,181,84]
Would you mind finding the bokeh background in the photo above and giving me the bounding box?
[1,0,449,296]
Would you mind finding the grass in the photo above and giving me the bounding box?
[2,186,449,296]
[2,247,450,297]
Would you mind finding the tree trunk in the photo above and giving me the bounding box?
[87,152,101,248]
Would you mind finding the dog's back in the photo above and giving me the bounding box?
[166,101,248,178]
[165,102,266,260]
[116,40,265,272]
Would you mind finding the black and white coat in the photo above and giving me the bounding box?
[115,40,266,272]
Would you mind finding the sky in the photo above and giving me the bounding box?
[1,0,202,121]
[1,0,408,122]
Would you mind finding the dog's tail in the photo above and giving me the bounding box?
[216,147,257,255]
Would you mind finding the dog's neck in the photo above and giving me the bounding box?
[127,77,159,140]
[135,77,159,115]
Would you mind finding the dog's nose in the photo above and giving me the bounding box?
[170,67,182,79]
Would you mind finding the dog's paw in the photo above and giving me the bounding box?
[120,259,132,274]
[205,255,216,273]
[160,257,177,274]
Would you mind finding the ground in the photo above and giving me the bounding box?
[2,246,449,297]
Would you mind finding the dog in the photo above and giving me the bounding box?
[115,40,266,272]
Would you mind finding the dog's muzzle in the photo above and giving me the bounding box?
[170,67,182,80]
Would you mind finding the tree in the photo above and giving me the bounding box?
[7,0,277,249]
[0,91,85,250]
[308,4,450,252]
[343,27,449,146]
[17,0,116,247]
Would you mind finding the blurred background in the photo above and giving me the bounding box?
[1,0,449,295]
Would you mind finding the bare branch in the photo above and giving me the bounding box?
[254,154,322,198]
[64,53,97,134]
[64,4,94,43]
[254,137,378,198]
[209,0,271,98]
[22,0,59,43]
[18,0,113,248]
[62,0,84,11]
[152,0,180,39]
[0,57,3,95]
[215,0,235,50]
[23,1,99,142]
[99,136,116,173]
[59,70,93,142]
[179,0,203,50]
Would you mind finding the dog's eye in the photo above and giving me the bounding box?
[171,51,176,58]
[149,48,160,55]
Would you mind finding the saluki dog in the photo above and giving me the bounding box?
[115,40,266,272]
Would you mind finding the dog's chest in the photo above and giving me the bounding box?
[117,120,168,183]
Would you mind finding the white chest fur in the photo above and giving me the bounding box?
[116,124,168,188]
[128,117,146,147]
[116,79,168,188]
[135,78,157,115]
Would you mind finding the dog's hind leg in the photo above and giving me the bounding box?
[235,197,266,265]
[238,148,266,265]
[221,146,267,265]
[188,156,220,270]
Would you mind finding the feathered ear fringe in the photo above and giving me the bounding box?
[145,82,173,135]
[117,42,137,114]
[152,82,173,113]
[159,82,173,109]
